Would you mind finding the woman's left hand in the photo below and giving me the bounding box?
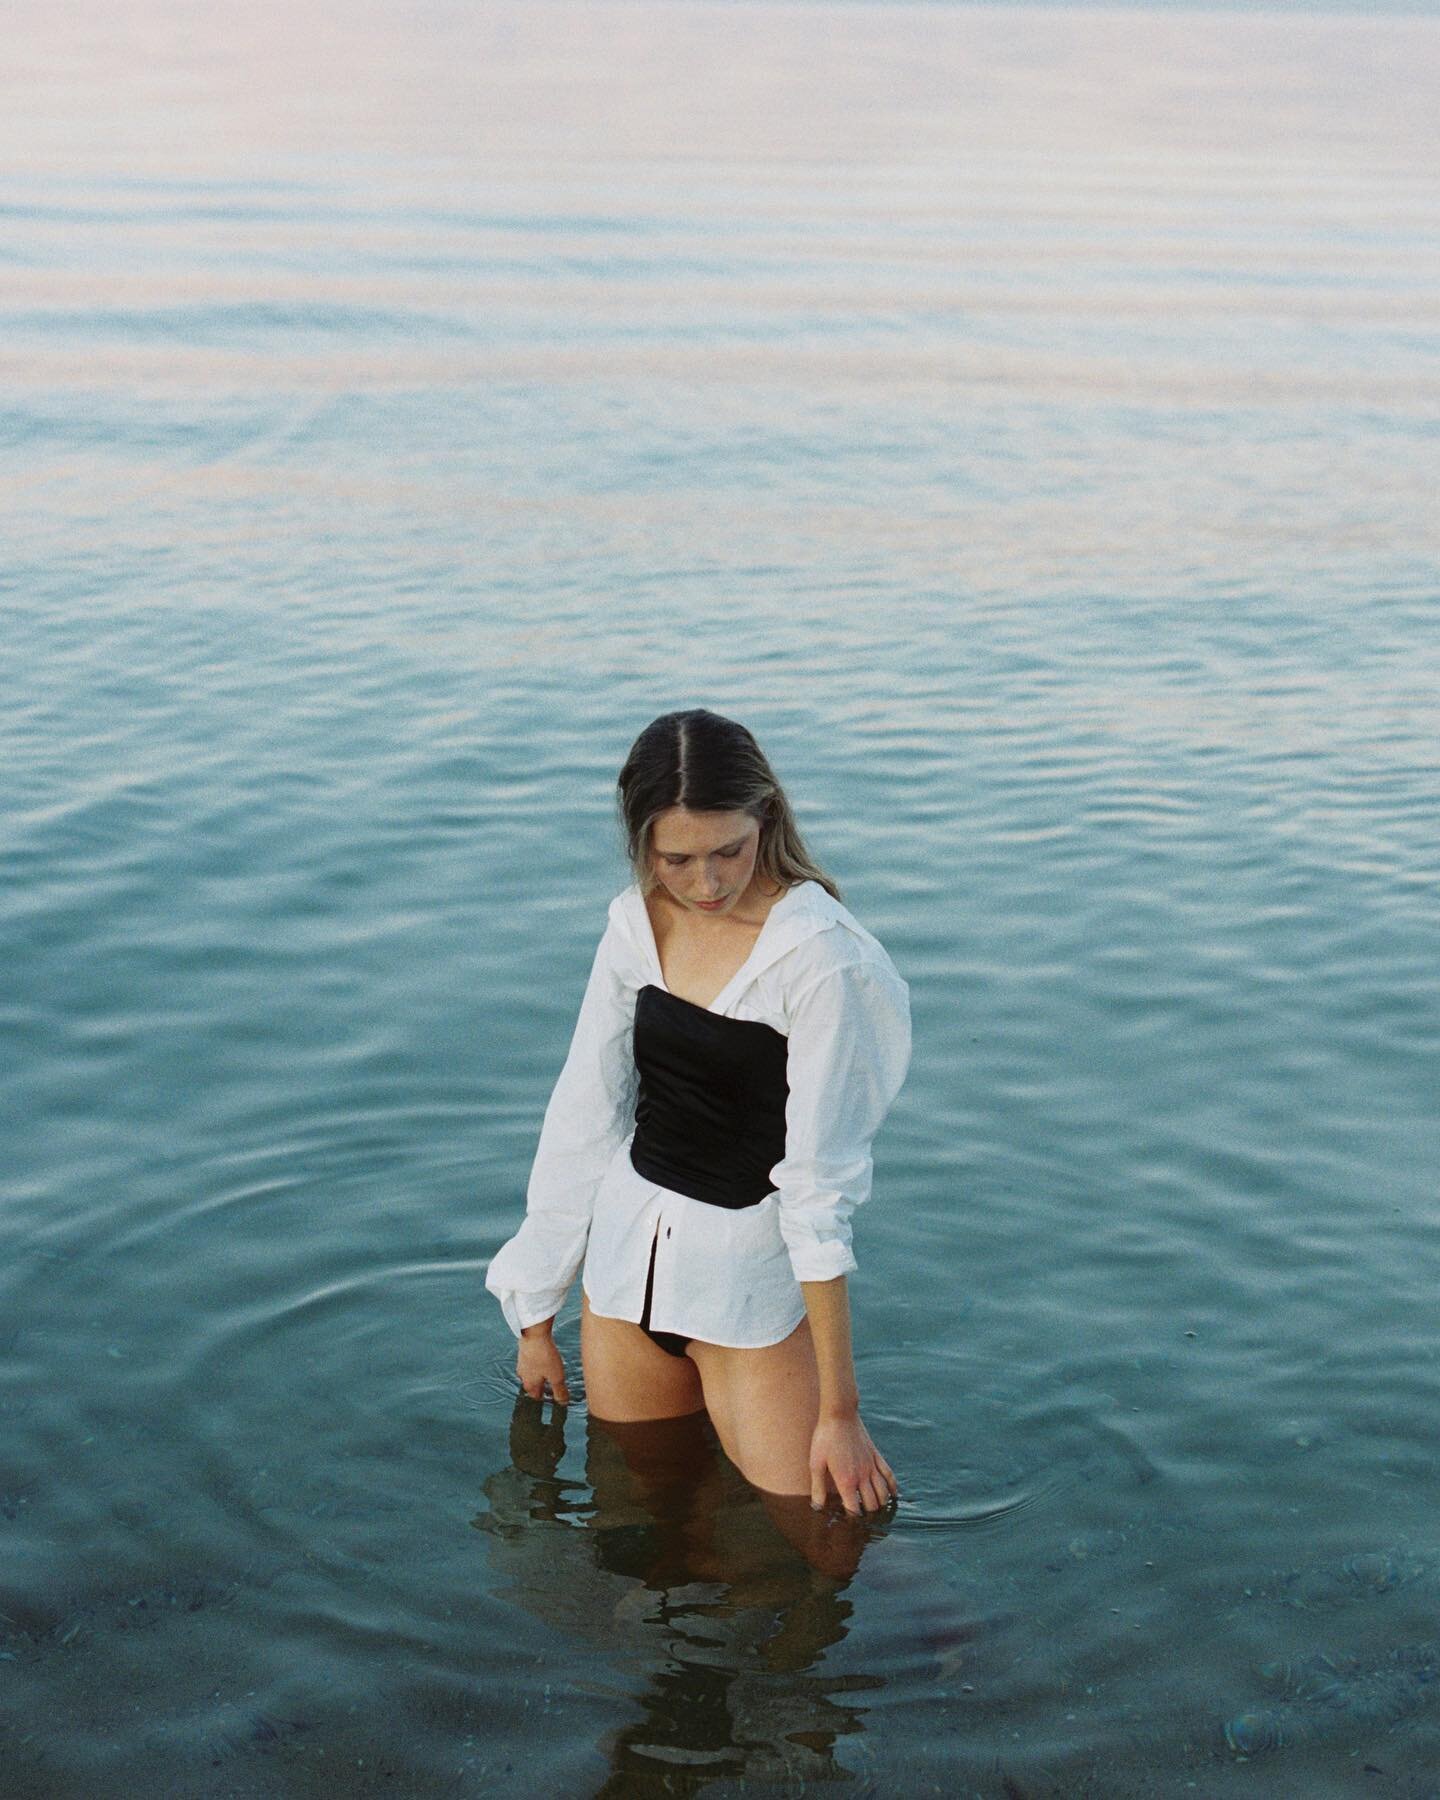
[809,1410,898,1516]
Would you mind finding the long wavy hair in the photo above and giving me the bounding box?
[617,710,841,902]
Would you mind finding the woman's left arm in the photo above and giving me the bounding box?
[768,956,912,1515]
[802,1273,898,1515]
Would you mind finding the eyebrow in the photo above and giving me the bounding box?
[655,835,748,857]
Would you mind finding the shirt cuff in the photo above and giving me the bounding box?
[491,1282,573,1340]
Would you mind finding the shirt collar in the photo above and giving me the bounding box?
[613,878,842,996]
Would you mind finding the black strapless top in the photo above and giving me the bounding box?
[628,984,790,1209]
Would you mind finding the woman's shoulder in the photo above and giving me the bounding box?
[771,882,908,996]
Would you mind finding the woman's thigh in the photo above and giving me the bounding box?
[686,1317,820,1498]
[580,1293,705,1423]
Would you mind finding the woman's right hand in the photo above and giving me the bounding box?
[516,1320,569,1404]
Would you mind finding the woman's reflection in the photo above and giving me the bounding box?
[474,1392,889,1790]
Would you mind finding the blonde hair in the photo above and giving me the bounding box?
[616,710,841,902]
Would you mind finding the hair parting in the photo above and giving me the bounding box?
[616,709,841,902]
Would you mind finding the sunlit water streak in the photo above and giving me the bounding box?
[2,0,1439,1794]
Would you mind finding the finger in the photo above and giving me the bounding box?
[841,1479,862,1518]
[521,1378,543,1400]
[552,1378,570,1405]
[875,1454,899,1497]
[810,1455,827,1511]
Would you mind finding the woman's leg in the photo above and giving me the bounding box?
[580,1292,705,1423]
[687,1319,871,1578]
[684,1317,820,1497]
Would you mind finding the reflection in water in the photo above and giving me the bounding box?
[474,1395,891,1790]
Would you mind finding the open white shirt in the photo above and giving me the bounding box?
[484,879,911,1348]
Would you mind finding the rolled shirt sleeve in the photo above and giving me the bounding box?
[485,920,638,1336]
[768,957,911,1284]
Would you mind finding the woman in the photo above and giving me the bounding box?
[486,708,911,1517]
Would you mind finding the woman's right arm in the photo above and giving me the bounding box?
[485,915,636,1376]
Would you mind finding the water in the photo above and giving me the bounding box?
[3,1,1439,1793]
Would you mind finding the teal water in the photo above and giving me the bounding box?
[3,2,1439,1794]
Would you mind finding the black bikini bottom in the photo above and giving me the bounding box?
[639,1229,691,1360]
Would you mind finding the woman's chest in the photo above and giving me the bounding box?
[646,897,770,1010]
[655,925,764,1010]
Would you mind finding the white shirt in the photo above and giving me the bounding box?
[484,878,911,1348]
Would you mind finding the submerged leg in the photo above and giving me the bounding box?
[584,1407,733,1586]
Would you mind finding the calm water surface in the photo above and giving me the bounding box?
[3,2,1439,1793]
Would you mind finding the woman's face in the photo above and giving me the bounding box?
[648,806,763,917]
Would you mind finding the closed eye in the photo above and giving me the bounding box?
[662,843,746,866]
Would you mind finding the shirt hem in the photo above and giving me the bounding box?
[581,1286,806,1351]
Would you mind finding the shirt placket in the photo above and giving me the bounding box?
[639,1191,680,1333]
